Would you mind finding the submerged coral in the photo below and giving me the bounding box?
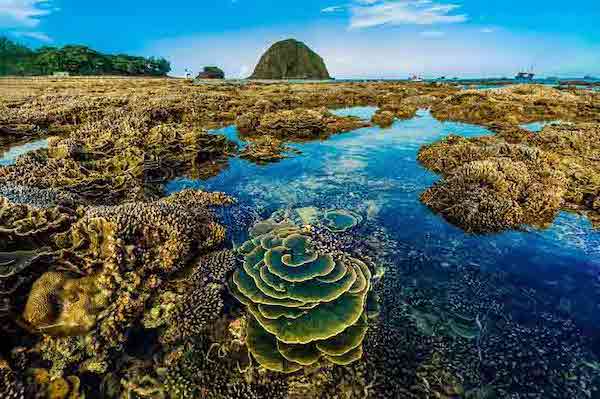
[229,221,377,372]
[162,250,238,343]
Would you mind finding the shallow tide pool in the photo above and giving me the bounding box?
[0,138,48,166]
[167,108,600,333]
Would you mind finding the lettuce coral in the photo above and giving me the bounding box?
[229,222,377,372]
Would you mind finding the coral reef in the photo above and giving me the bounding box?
[419,121,600,231]
[236,107,369,139]
[432,84,600,124]
[161,250,238,343]
[229,220,377,372]
[0,112,237,205]
[23,272,108,336]
[239,135,297,164]
[0,195,77,250]
[321,209,363,232]
[371,110,395,128]
[21,190,233,376]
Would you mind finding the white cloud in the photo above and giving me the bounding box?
[0,0,53,28]
[321,5,345,13]
[349,0,467,29]
[480,27,495,33]
[13,30,52,41]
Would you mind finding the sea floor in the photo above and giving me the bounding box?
[2,107,599,397]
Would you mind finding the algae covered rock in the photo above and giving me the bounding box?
[236,107,369,139]
[371,110,395,128]
[250,39,331,80]
[229,220,378,372]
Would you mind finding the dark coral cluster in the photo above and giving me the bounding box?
[0,111,238,205]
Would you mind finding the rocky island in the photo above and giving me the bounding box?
[249,39,331,80]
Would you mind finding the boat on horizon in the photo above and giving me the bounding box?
[515,71,535,81]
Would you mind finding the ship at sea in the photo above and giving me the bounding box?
[515,71,535,81]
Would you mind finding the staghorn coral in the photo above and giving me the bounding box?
[162,250,238,343]
[229,221,378,372]
[236,107,369,139]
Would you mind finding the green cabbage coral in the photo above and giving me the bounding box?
[322,209,362,232]
[229,223,377,373]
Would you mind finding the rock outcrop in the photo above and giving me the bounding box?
[250,39,331,80]
[196,66,225,79]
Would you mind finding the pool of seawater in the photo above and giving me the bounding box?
[521,120,566,132]
[0,138,48,166]
[167,109,600,332]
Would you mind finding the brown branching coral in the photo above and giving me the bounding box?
[236,107,369,139]
[432,85,600,124]
[240,135,297,164]
[419,136,567,233]
[419,122,600,231]
[162,250,238,343]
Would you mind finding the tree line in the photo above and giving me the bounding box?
[0,37,171,76]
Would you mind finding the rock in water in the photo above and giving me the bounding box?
[250,39,331,80]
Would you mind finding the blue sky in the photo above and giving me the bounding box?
[1,0,599,78]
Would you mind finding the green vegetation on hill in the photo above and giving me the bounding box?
[250,38,331,80]
[0,37,171,76]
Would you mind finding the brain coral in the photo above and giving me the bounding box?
[23,272,109,336]
[229,222,377,373]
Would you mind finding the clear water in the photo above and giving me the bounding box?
[167,109,600,334]
[521,120,565,132]
[0,138,48,166]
